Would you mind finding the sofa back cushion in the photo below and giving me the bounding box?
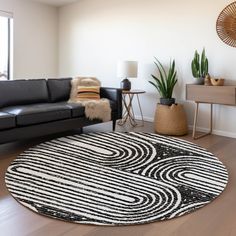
[47,78,72,102]
[0,79,49,108]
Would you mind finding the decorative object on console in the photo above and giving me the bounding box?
[5,132,228,225]
[117,61,138,91]
[149,57,177,106]
[68,77,111,122]
[210,78,225,86]
[216,2,236,48]
[204,74,212,86]
[191,48,209,85]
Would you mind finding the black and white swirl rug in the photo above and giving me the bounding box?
[5,132,228,226]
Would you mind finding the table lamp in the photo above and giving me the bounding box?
[117,61,138,90]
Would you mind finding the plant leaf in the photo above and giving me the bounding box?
[150,57,178,99]
[153,60,167,96]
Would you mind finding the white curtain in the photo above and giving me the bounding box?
[0,10,13,80]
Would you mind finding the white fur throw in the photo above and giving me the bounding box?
[68,77,111,122]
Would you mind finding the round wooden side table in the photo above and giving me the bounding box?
[118,90,146,127]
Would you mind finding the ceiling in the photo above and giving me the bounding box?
[32,0,78,7]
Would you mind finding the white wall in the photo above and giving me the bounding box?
[0,0,58,79]
[58,0,236,137]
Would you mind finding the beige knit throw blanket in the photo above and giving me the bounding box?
[68,77,111,122]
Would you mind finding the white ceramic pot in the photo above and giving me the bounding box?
[193,77,204,85]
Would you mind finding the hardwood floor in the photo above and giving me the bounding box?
[0,121,236,236]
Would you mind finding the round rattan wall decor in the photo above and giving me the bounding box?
[216,2,236,47]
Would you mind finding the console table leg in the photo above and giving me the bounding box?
[192,102,199,139]
[210,103,213,133]
[193,103,213,140]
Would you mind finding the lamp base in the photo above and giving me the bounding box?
[120,78,131,91]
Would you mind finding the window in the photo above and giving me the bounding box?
[0,11,13,80]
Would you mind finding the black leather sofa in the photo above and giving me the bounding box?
[0,78,122,144]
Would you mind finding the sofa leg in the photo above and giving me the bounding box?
[80,127,83,134]
[112,119,116,131]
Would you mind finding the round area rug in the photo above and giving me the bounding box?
[5,132,228,226]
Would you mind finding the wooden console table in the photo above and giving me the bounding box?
[186,84,236,139]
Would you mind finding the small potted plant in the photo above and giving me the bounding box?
[149,57,177,106]
[191,48,208,85]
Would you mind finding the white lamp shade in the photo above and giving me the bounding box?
[117,61,138,78]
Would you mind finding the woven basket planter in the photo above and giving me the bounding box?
[154,104,188,136]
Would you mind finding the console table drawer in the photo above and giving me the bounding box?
[186,85,236,105]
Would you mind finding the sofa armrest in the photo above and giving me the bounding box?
[100,87,122,119]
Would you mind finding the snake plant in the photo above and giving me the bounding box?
[191,48,208,78]
[149,58,177,99]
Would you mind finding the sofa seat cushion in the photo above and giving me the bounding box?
[2,103,71,126]
[0,112,16,130]
[61,102,85,118]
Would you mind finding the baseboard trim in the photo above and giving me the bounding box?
[188,125,236,139]
[135,115,236,139]
[135,116,154,123]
